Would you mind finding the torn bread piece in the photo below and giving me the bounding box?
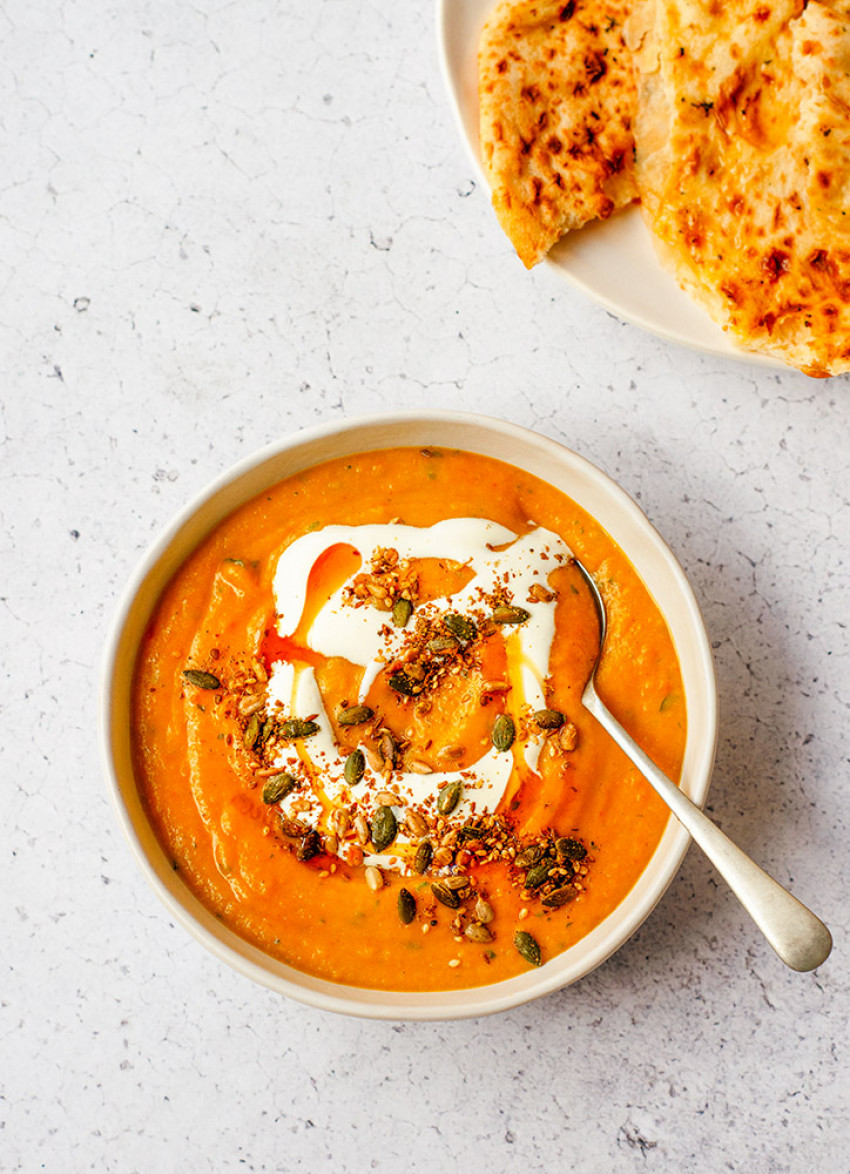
[479,0,638,268]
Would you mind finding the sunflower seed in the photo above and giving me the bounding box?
[464,923,493,943]
[364,865,384,892]
[474,896,495,924]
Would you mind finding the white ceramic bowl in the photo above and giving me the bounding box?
[101,412,717,1019]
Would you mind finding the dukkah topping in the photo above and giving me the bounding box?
[198,538,594,965]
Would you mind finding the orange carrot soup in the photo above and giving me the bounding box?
[131,447,686,990]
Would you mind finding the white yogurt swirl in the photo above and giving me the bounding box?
[264,519,573,869]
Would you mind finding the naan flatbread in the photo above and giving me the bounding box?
[631,0,850,376]
[479,0,638,268]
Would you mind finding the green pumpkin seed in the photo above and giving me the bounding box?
[515,844,545,869]
[428,635,458,654]
[182,669,221,690]
[243,713,263,750]
[388,670,421,696]
[392,598,413,628]
[444,613,477,642]
[296,830,321,861]
[371,805,398,853]
[542,884,576,908]
[513,929,542,967]
[431,882,460,909]
[344,748,366,786]
[337,704,374,727]
[414,841,433,874]
[437,780,462,815]
[398,888,416,925]
[556,838,587,862]
[280,718,319,739]
[524,861,553,889]
[491,714,516,752]
[261,773,297,805]
[532,708,565,729]
[491,605,531,625]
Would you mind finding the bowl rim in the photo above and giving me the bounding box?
[100,410,717,1020]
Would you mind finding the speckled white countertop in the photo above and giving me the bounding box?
[2,2,848,1171]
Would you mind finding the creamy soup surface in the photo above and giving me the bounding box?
[132,447,686,990]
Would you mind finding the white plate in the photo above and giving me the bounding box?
[436,0,779,367]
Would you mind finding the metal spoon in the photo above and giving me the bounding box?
[572,557,832,972]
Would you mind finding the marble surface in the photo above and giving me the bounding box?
[2,1,848,1170]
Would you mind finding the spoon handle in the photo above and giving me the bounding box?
[582,685,832,972]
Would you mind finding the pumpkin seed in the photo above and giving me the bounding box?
[278,815,308,838]
[364,865,384,892]
[444,613,477,642]
[344,749,366,786]
[524,861,553,889]
[556,838,587,862]
[280,718,319,739]
[515,844,545,869]
[182,669,221,690]
[474,896,495,924]
[513,929,542,967]
[379,731,399,769]
[542,884,577,908]
[296,830,321,861]
[261,773,297,805]
[431,882,460,909]
[437,780,462,815]
[388,670,421,696]
[491,605,531,625]
[337,704,374,727]
[532,708,565,730]
[243,713,263,750]
[371,806,398,853]
[392,598,413,628]
[398,888,416,924]
[464,922,493,943]
[491,714,515,752]
[428,635,458,655]
[413,841,433,873]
